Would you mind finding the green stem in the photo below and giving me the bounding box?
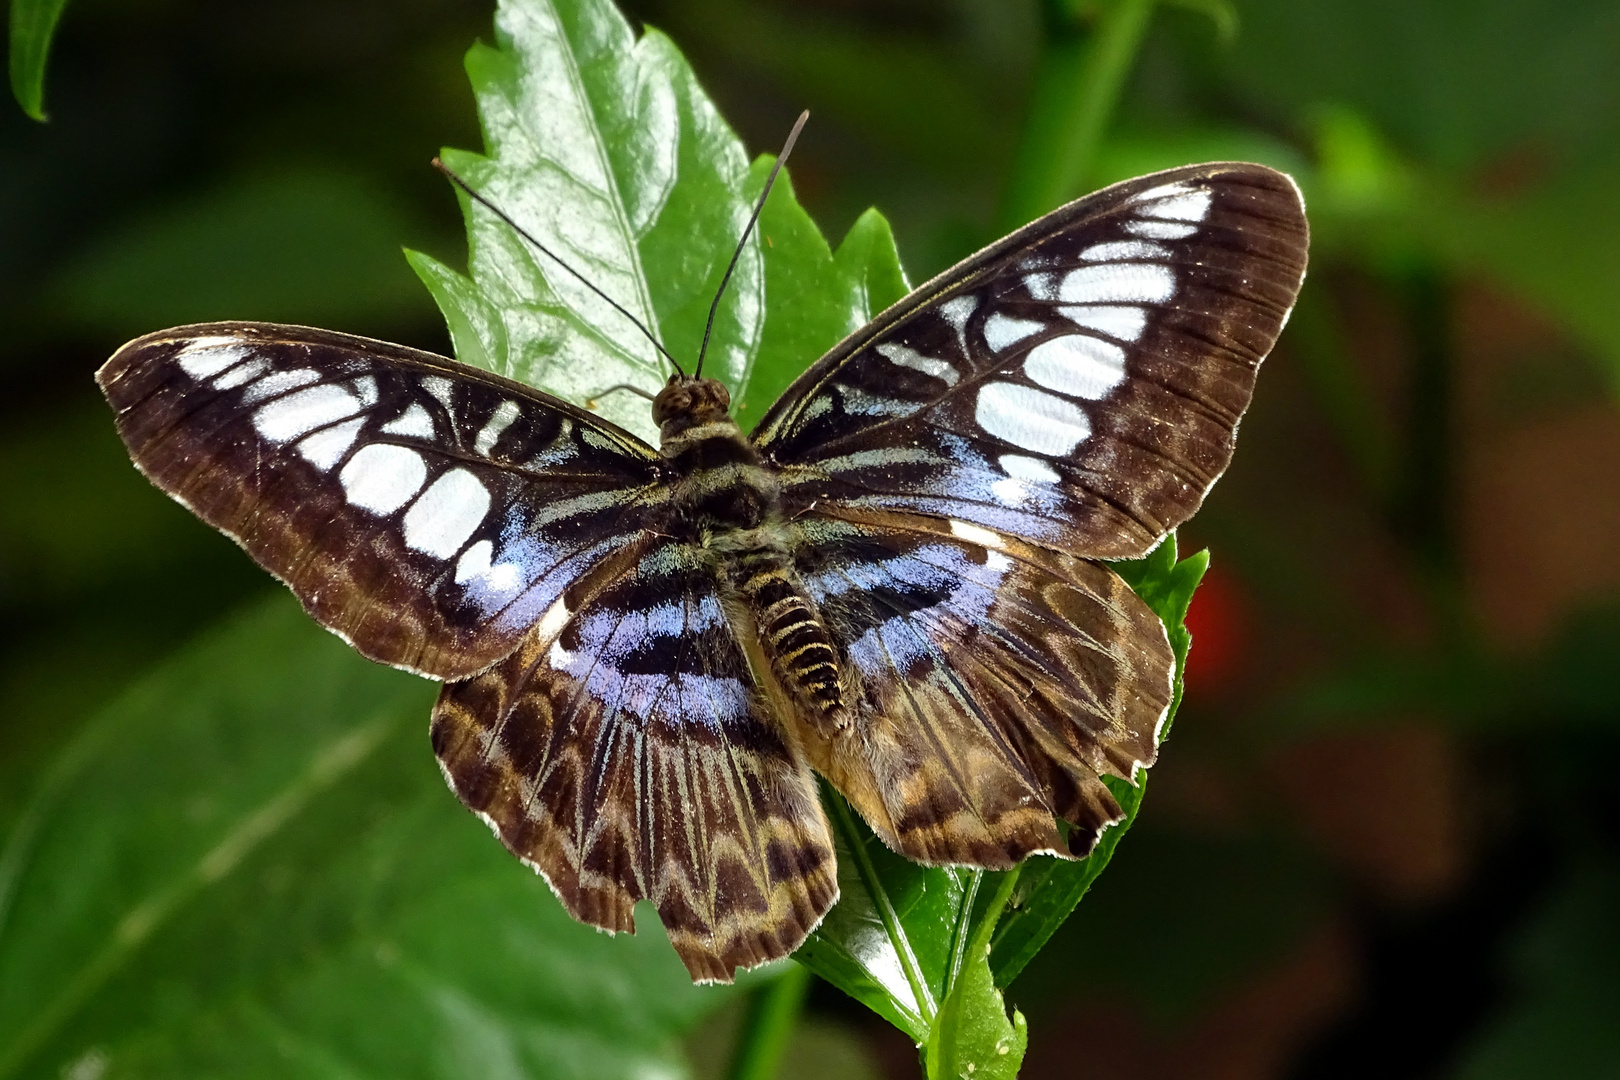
[928,867,1022,1080]
[1389,264,1468,646]
[826,793,936,1028]
[1287,288,1398,504]
[943,870,983,1002]
[1000,0,1159,230]
[725,964,813,1080]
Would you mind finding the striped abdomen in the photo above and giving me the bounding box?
[737,549,846,725]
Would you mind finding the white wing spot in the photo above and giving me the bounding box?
[875,343,959,386]
[421,375,456,409]
[177,341,251,379]
[382,404,435,438]
[454,538,523,595]
[1135,181,1194,201]
[983,314,1044,352]
[974,381,1091,455]
[340,444,426,514]
[352,375,379,407]
[454,539,492,583]
[1135,183,1212,223]
[950,519,1004,550]
[1081,240,1171,262]
[242,368,321,405]
[476,400,521,454]
[1059,304,1148,342]
[213,358,268,389]
[403,468,491,559]
[253,383,364,443]
[1023,273,1057,301]
[999,453,1060,483]
[1059,263,1175,305]
[940,294,978,335]
[547,639,575,671]
[536,594,572,643]
[297,417,364,470]
[1127,218,1197,240]
[1023,335,1128,400]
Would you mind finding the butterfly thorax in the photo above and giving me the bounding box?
[654,376,847,728]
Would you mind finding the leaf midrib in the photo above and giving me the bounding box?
[0,715,400,1080]
[542,0,666,383]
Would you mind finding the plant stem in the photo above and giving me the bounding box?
[1287,287,1399,504]
[725,963,813,1080]
[943,870,983,1002]
[1000,0,1159,230]
[928,867,1022,1080]
[1389,263,1468,645]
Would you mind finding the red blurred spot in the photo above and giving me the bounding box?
[1182,563,1248,695]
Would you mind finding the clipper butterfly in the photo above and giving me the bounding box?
[99,162,1309,982]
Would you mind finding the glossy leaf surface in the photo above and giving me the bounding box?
[407,0,768,441]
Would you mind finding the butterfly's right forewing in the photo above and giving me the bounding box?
[756,163,1309,560]
[98,322,666,680]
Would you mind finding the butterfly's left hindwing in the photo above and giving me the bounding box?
[98,322,664,679]
[755,163,1308,559]
[433,537,837,982]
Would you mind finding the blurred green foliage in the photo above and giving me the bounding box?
[4,0,1619,1077]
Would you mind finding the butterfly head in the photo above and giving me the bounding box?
[652,375,732,439]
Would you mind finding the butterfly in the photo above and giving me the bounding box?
[98,160,1308,982]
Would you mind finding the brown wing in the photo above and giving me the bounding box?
[755,163,1309,560]
[98,322,665,680]
[432,536,838,983]
[789,509,1172,865]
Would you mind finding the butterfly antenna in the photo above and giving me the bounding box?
[432,158,684,376]
[585,383,658,410]
[693,109,810,380]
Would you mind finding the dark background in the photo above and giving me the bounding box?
[3,1,1618,1077]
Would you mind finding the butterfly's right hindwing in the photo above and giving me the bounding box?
[98,322,665,680]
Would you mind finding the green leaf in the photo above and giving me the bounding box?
[407,0,770,443]
[925,952,1027,1080]
[0,598,740,1080]
[735,164,909,432]
[792,794,968,1042]
[8,0,69,121]
[923,868,1027,1080]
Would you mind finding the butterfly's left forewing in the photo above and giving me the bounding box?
[98,322,665,679]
